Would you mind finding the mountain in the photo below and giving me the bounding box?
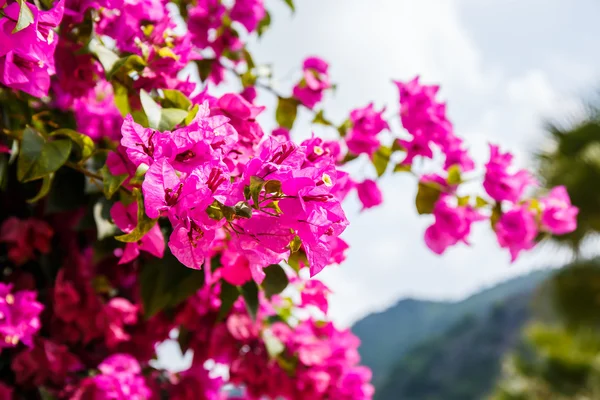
[352,269,552,387]
[375,291,532,400]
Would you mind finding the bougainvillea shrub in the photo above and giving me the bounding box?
[0,0,578,398]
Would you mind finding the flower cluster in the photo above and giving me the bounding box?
[0,0,64,97]
[118,101,348,278]
[293,57,332,109]
[0,284,43,350]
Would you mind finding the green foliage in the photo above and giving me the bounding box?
[276,97,299,130]
[17,127,72,183]
[262,264,289,298]
[50,129,95,162]
[13,0,34,33]
[372,145,392,177]
[100,164,128,200]
[140,251,205,318]
[415,181,441,214]
[240,280,259,320]
[536,108,600,250]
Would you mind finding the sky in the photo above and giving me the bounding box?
[157,0,600,370]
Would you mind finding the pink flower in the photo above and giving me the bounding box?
[398,130,434,165]
[345,104,389,156]
[0,382,13,400]
[495,206,538,262]
[0,284,43,349]
[11,338,81,386]
[73,80,123,141]
[230,0,266,33]
[120,115,168,168]
[293,57,331,109]
[540,186,578,235]
[221,247,252,286]
[356,179,383,210]
[0,217,53,265]
[169,365,224,400]
[110,201,165,264]
[301,280,331,314]
[484,144,537,203]
[424,197,484,255]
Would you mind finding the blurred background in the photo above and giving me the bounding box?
[163,1,600,398]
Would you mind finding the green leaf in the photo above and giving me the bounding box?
[249,176,265,209]
[393,163,411,173]
[282,0,295,12]
[27,174,53,203]
[262,264,289,298]
[243,49,255,69]
[184,104,200,126]
[106,55,146,81]
[312,110,333,126]
[140,251,205,318]
[115,189,158,242]
[372,146,392,177]
[177,326,191,354]
[240,281,259,320]
[218,281,240,320]
[276,97,299,130]
[257,11,271,37]
[161,89,192,110]
[13,0,34,33]
[195,59,215,82]
[93,197,117,240]
[475,196,489,208]
[264,179,282,195]
[17,128,72,182]
[140,90,161,130]
[415,182,441,215]
[112,80,131,116]
[263,329,285,358]
[100,164,128,200]
[233,201,253,219]
[158,108,188,131]
[491,202,502,229]
[337,119,352,137]
[447,165,462,185]
[89,40,120,73]
[289,235,302,253]
[0,154,8,191]
[457,195,470,207]
[50,129,95,161]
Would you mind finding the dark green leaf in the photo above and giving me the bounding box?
[45,167,88,213]
[158,108,188,131]
[100,164,128,200]
[13,0,34,33]
[264,179,282,195]
[262,264,289,298]
[195,59,215,82]
[178,326,191,354]
[27,173,53,203]
[372,145,392,177]
[276,97,299,130]
[140,251,204,318]
[415,182,441,215]
[115,189,158,242]
[240,281,259,320]
[140,90,161,129]
[161,89,192,110]
[0,154,7,191]
[17,128,72,182]
[490,202,502,229]
[218,281,240,320]
[51,129,95,161]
